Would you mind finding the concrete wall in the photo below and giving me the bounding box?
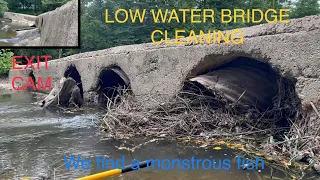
[35,0,78,46]
[9,15,320,106]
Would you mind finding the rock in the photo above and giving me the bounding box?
[1,25,10,31]
[3,12,36,26]
[69,85,83,107]
[12,29,40,46]
[41,77,83,108]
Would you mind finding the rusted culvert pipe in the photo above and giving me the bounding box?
[185,56,300,123]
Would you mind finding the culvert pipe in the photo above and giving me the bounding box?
[188,57,279,112]
[96,66,130,104]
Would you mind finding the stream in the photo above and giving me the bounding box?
[0,19,39,46]
[0,92,313,180]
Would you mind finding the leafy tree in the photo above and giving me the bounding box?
[0,49,13,77]
[42,0,70,12]
[291,0,320,18]
[3,0,70,15]
[0,0,8,17]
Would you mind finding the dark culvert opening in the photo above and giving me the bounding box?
[64,64,84,99]
[96,66,130,104]
[183,56,301,128]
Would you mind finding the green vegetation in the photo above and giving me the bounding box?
[0,49,13,77]
[42,0,70,13]
[3,0,70,15]
[291,0,320,18]
[0,0,8,17]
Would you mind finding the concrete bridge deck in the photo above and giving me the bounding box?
[9,15,320,106]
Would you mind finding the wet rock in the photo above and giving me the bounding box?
[70,84,83,107]
[1,25,10,31]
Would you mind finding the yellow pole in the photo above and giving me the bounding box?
[76,169,122,180]
[76,161,150,180]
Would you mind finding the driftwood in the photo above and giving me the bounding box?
[40,77,83,108]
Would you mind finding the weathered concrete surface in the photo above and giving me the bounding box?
[35,0,78,46]
[3,12,36,26]
[9,15,320,106]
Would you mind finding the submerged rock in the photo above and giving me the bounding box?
[1,25,10,31]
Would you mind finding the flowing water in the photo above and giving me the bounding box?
[0,92,315,180]
[0,19,38,46]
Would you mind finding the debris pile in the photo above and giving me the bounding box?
[100,57,319,176]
